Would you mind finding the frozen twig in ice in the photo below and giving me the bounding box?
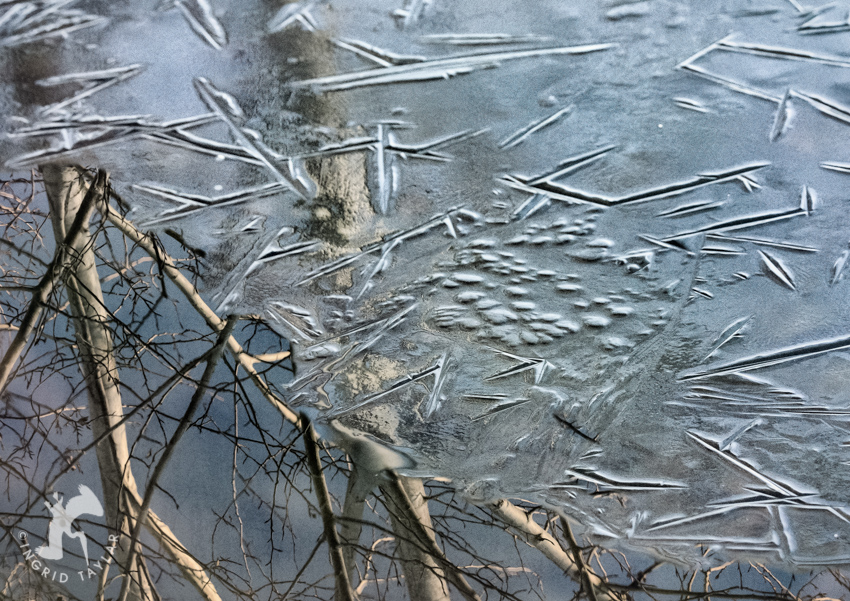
[292,43,615,92]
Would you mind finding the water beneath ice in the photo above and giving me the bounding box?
[4,0,850,567]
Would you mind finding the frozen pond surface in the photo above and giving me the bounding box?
[4,0,850,568]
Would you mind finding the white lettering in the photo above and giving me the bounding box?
[59,573,68,584]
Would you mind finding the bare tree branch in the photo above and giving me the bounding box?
[341,464,369,588]
[41,165,222,601]
[42,165,155,601]
[382,476,452,601]
[302,416,357,601]
[125,492,225,601]
[489,500,621,601]
[560,517,601,601]
[0,169,106,393]
[118,318,235,601]
[382,473,480,601]
[98,199,300,426]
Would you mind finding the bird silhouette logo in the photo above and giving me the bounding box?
[35,485,104,565]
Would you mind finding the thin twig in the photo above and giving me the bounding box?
[118,318,235,601]
[99,201,299,425]
[0,170,107,393]
[560,517,600,601]
[489,500,620,601]
[382,473,481,601]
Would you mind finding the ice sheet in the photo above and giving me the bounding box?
[4,0,850,567]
